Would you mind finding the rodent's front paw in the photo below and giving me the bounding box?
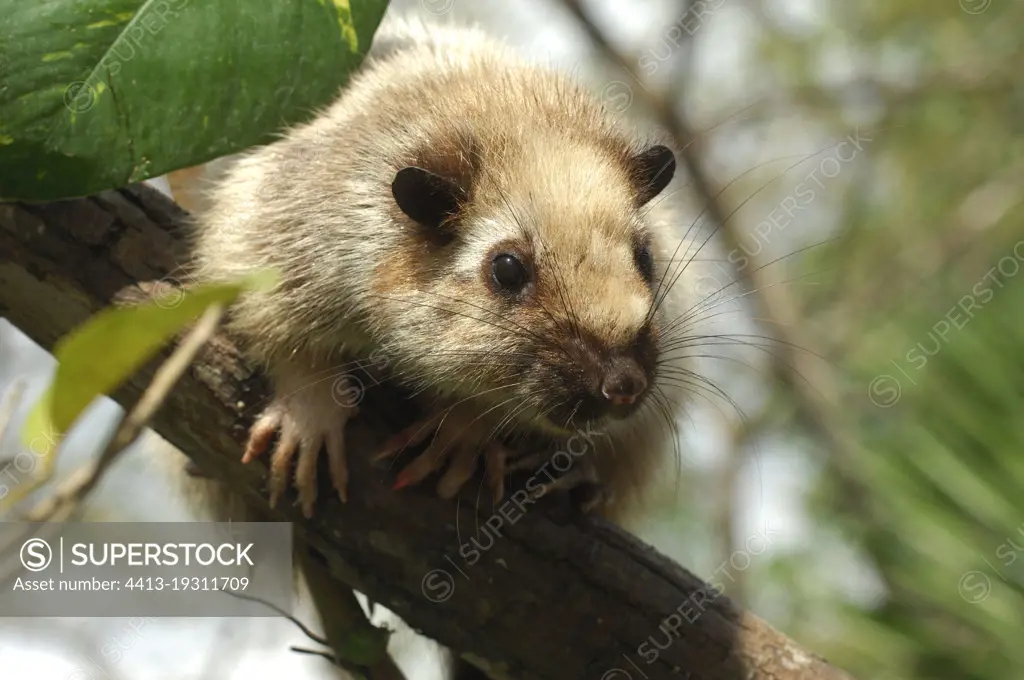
[373,410,509,503]
[242,379,357,518]
[509,451,607,513]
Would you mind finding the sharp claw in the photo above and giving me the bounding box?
[295,437,321,518]
[526,457,602,503]
[243,414,280,463]
[266,423,299,510]
[378,409,516,501]
[374,441,402,463]
[392,469,416,490]
[374,412,446,462]
[326,429,348,503]
[268,474,285,509]
[392,436,452,490]
[268,472,288,509]
[393,452,444,490]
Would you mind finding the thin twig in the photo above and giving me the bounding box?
[222,588,330,647]
[223,589,377,676]
[290,646,346,664]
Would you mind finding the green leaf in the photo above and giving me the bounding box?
[0,0,388,201]
[21,271,276,455]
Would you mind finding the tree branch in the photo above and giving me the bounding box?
[0,185,853,680]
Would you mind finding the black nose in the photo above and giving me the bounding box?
[600,358,648,406]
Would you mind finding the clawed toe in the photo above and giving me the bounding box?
[436,445,480,499]
[267,427,300,510]
[484,443,508,504]
[380,411,510,501]
[374,408,610,508]
[325,427,348,503]
[504,450,548,474]
[294,435,323,518]
[242,410,281,464]
[374,413,445,462]
[241,406,300,510]
[392,435,452,490]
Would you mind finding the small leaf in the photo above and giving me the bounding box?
[21,270,276,455]
[339,623,390,667]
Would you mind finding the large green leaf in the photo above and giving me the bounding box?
[0,0,388,201]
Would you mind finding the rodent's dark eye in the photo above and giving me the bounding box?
[634,241,654,284]
[491,253,529,293]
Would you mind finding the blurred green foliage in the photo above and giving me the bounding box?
[748,1,1024,677]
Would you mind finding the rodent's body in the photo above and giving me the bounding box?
[192,16,693,526]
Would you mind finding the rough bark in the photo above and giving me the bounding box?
[0,184,853,680]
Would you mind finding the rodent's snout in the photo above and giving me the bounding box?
[600,357,648,408]
[554,342,655,425]
[538,324,659,428]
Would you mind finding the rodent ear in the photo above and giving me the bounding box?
[392,166,467,229]
[630,145,676,206]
